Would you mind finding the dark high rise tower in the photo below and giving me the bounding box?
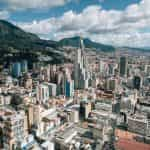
[119,56,128,77]
[133,76,141,90]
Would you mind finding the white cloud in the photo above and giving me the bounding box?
[2,0,70,10]
[17,0,150,47]
[0,11,10,19]
[17,19,54,35]
[99,0,105,3]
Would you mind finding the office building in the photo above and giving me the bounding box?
[65,80,74,98]
[133,76,142,90]
[80,101,91,119]
[21,60,28,73]
[70,110,79,123]
[24,74,32,90]
[36,83,49,104]
[120,56,128,77]
[74,37,89,89]
[44,82,57,97]
[12,62,21,78]
[106,78,117,91]
[3,110,27,150]
[127,114,148,136]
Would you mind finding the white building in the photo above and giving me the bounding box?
[36,84,49,104]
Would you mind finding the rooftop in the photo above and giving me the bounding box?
[115,129,150,150]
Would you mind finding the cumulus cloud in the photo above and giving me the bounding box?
[99,0,105,3]
[17,0,150,47]
[0,11,10,19]
[1,0,70,10]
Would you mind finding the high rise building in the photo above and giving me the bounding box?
[133,76,142,90]
[24,73,32,90]
[106,78,117,91]
[72,110,79,123]
[46,83,57,97]
[119,56,128,77]
[112,99,121,114]
[69,109,79,123]
[21,60,28,73]
[57,71,66,95]
[12,62,21,78]
[145,65,150,76]
[26,105,34,129]
[74,37,89,89]
[99,60,105,73]
[36,84,49,104]
[80,101,91,119]
[65,80,74,98]
[3,110,27,150]
[50,65,57,82]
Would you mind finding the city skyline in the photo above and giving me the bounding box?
[0,36,150,150]
[0,1,150,150]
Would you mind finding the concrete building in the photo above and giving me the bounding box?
[106,78,118,91]
[133,75,142,90]
[45,82,57,97]
[36,83,49,104]
[80,101,92,119]
[69,109,79,123]
[74,37,89,90]
[65,80,74,98]
[3,110,28,150]
[21,60,28,73]
[127,114,149,136]
[41,141,54,150]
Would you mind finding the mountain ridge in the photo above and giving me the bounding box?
[0,20,116,52]
[58,36,115,52]
[0,20,149,53]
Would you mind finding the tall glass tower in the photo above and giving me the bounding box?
[12,62,21,78]
[119,56,128,77]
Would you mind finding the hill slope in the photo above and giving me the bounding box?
[0,20,67,65]
[58,36,115,52]
[0,20,57,51]
[0,20,116,52]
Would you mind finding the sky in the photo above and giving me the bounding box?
[0,0,150,48]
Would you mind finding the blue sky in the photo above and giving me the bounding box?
[0,0,150,47]
[0,0,141,22]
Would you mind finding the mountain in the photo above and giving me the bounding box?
[121,46,150,52]
[0,20,57,51]
[0,20,66,65]
[1,20,149,54]
[0,20,115,52]
[58,36,115,52]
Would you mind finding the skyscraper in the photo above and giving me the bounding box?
[133,76,141,90]
[21,60,28,73]
[65,79,74,97]
[74,37,89,89]
[119,56,128,77]
[12,62,21,78]
[36,83,49,104]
